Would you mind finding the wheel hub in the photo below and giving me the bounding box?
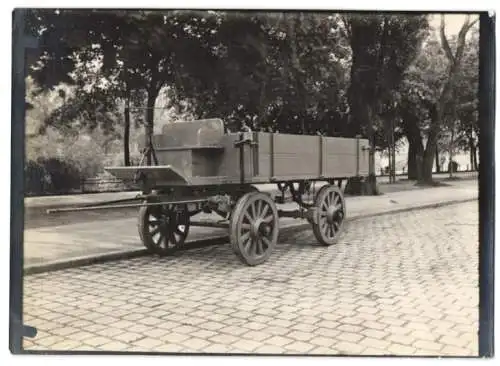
[251,218,270,238]
[326,204,340,224]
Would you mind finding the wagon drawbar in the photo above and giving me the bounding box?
[47,119,369,266]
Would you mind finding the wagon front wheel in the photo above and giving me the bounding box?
[230,192,279,266]
[138,203,190,256]
[312,185,346,246]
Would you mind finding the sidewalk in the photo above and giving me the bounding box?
[23,180,478,274]
[24,171,478,209]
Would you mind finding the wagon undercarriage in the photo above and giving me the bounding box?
[134,180,346,266]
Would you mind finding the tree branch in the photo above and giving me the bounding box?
[440,14,455,64]
[454,15,479,63]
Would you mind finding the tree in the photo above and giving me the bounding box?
[28,9,222,165]
[418,15,479,183]
[341,14,429,191]
[453,27,479,171]
[165,12,349,136]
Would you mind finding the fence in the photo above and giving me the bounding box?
[79,177,138,194]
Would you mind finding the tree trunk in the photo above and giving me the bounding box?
[474,146,479,171]
[435,146,440,173]
[145,90,157,166]
[366,107,378,194]
[421,106,440,184]
[123,89,131,167]
[421,146,435,183]
[448,125,455,178]
[468,135,475,171]
[407,140,424,181]
[403,117,424,181]
[124,104,131,167]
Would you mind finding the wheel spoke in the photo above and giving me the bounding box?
[148,218,161,226]
[261,236,271,250]
[333,195,340,206]
[256,200,262,218]
[240,231,250,244]
[321,221,328,234]
[327,192,333,207]
[246,238,256,256]
[328,224,334,238]
[156,232,165,247]
[256,238,264,255]
[260,204,269,219]
[250,202,257,220]
[333,221,339,232]
[242,235,252,251]
[243,212,253,225]
[150,226,161,236]
[164,234,173,249]
[169,230,177,245]
[262,215,274,223]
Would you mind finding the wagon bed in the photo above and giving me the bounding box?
[106,119,369,188]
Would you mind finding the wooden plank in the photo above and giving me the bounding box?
[270,133,275,180]
[319,136,324,178]
[105,165,190,184]
[253,132,259,176]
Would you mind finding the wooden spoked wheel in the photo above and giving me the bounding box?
[138,203,190,256]
[312,184,346,246]
[230,192,279,266]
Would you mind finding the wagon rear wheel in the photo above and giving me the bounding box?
[230,192,279,266]
[138,203,190,256]
[312,185,346,246]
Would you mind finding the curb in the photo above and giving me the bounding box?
[23,197,477,276]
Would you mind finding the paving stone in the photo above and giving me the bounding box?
[284,341,315,353]
[99,341,129,351]
[83,336,113,347]
[334,341,365,354]
[359,336,391,350]
[387,344,416,355]
[51,340,82,350]
[219,325,248,336]
[254,345,286,354]
[159,332,190,343]
[310,336,336,348]
[209,334,239,345]
[413,340,443,352]
[232,339,262,352]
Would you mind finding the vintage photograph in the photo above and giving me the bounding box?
[12,8,488,356]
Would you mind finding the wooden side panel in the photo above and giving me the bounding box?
[192,150,224,177]
[274,134,320,177]
[217,134,255,181]
[256,133,370,181]
[155,150,193,178]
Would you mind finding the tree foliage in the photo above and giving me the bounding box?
[25,10,479,191]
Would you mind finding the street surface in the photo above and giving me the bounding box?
[23,201,478,356]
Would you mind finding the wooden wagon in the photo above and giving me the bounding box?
[53,119,369,266]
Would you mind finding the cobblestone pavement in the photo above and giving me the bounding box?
[22,201,479,356]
